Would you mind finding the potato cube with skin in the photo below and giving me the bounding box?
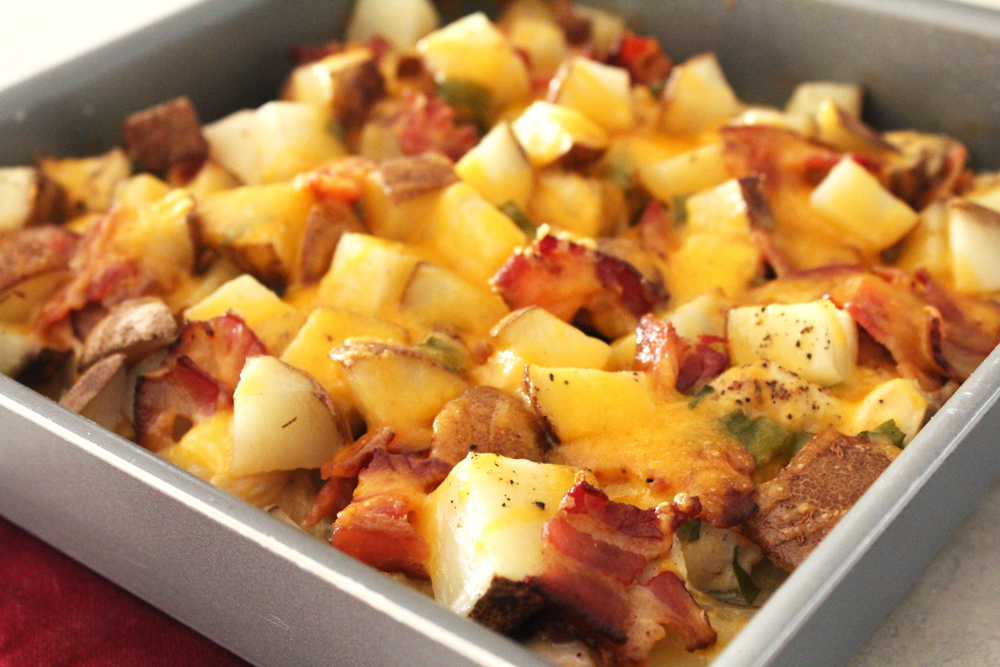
[506,14,571,78]
[527,169,626,239]
[281,307,409,418]
[231,355,348,476]
[198,182,315,287]
[552,57,634,132]
[361,153,457,243]
[0,167,51,230]
[330,341,469,436]
[638,143,730,204]
[184,274,307,356]
[454,122,534,210]
[727,300,858,387]
[121,96,208,174]
[346,0,440,50]
[203,101,345,185]
[785,81,864,119]
[39,148,130,216]
[809,156,919,251]
[512,101,610,169]
[846,378,928,445]
[418,13,530,110]
[419,453,581,630]
[947,200,1000,293]
[660,53,742,136]
[283,49,385,130]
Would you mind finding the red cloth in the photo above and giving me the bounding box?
[0,516,250,667]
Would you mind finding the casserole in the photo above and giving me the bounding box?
[3,1,1000,665]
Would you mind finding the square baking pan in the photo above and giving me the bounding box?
[3,1,1000,666]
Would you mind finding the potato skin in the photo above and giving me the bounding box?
[430,386,547,465]
[468,576,546,634]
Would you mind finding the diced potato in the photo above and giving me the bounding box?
[894,201,952,284]
[667,292,728,340]
[505,15,571,77]
[525,366,657,442]
[198,182,315,286]
[0,271,71,325]
[281,307,409,424]
[495,306,614,369]
[398,262,509,336]
[511,101,609,169]
[361,155,454,243]
[846,378,928,445]
[419,453,580,626]
[454,122,534,210]
[314,233,420,319]
[552,57,634,132]
[727,107,814,136]
[0,167,43,230]
[183,160,241,199]
[330,341,469,434]
[421,182,527,285]
[113,173,172,208]
[39,148,130,216]
[947,200,1000,293]
[666,233,763,304]
[159,409,291,507]
[638,143,730,204]
[573,6,626,57]
[660,53,742,136]
[346,0,440,50]
[418,13,531,110]
[111,189,197,286]
[59,353,130,435]
[785,81,864,119]
[527,169,627,238]
[184,274,307,355]
[809,156,919,251]
[203,101,345,185]
[0,326,41,376]
[727,300,858,387]
[231,355,347,475]
[685,178,755,237]
[814,100,893,155]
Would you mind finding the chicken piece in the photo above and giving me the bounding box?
[429,386,548,465]
[742,429,899,570]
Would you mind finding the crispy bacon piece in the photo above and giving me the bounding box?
[608,33,673,86]
[300,157,377,205]
[528,480,715,660]
[742,429,898,569]
[134,357,230,452]
[121,96,208,175]
[134,313,267,451]
[492,234,665,340]
[883,131,970,210]
[391,89,480,162]
[0,225,78,293]
[331,448,450,579]
[634,316,729,395]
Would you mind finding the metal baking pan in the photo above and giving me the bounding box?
[3,1,1000,666]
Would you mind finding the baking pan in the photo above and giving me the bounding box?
[3,1,1000,666]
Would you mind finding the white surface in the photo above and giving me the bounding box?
[2,2,1000,667]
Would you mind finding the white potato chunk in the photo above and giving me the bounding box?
[512,101,609,169]
[785,81,864,119]
[231,355,347,475]
[346,0,440,49]
[809,156,918,251]
[948,200,1000,293]
[638,143,730,204]
[727,300,858,387]
[454,122,534,210]
[660,53,742,135]
[204,101,345,185]
[0,167,37,230]
[421,453,580,624]
[553,57,634,132]
[846,378,928,445]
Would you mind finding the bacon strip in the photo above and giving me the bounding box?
[331,449,450,579]
[635,315,729,395]
[608,33,673,86]
[492,234,665,340]
[388,89,480,162]
[528,480,715,660]
[134,313,267,451]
